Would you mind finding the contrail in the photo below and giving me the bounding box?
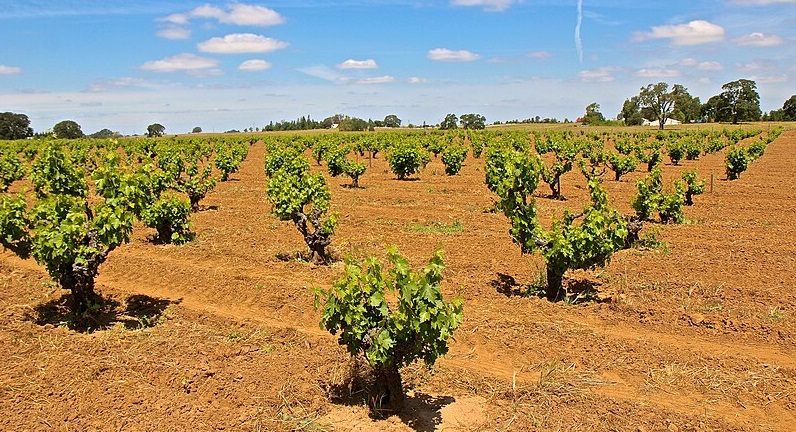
[575,0,583,63]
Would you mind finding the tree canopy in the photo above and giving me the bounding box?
[583,103,605,125]
[439,113,458,130]
[460,113,486,130]
[714,79,762,124]
[0,112,34,140]
[638,82,676,129]
[383,114,401,128]
[53,120,85,139]
[619,97,644,126]
[147,123,166,137]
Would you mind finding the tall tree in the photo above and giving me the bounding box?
[619,97,643,126]
[718,79,761,124]
[439,113,458,130]
[583,102,605,125]
[671,85,701,124]
[781,95,796,121]
[383,114,401,128]
[147,123,166,137]
[638,82,676,129]
[0,112,34,140]
[53,120,85,139]
[459,113,486,129]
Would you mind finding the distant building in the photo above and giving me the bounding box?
[643,118,681,127]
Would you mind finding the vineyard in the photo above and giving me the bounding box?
[1,124,795,431]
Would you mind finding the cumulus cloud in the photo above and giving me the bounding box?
[636,68,681,78]
[408,77,429,84]
[156,26,191,40]
[356,76,395,85]
[337,59,378,70]
[427,48,481,62]
[734,32,785,47]
[0,65,22,75]
[679,58,698,66]
[748,74,789,83]
[141,53,220,73]
[450,0,517,11]
[633,20,725,45]
[239,60,272,71]
[736,60,774,72]
[578,66,621,82]
[160,3,284,26]
[198,34,288,54]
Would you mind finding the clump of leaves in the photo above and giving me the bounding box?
[725,146,749,180]
[441,144,468,176]
[314,247,463,414]
[386,141,429,180]
[141,195,194,244]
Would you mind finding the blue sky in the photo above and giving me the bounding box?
[0,0,794,134]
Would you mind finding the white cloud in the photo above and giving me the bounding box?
[749,74,789,83]
[156,26,191,40]
[427,48,481,62]
[527,51,553,60]
[578,66,621,82]
[736,61,772,72]
[450,0,517,11]
[636,68,681,78]
[633,20,725,45]
[698,61,723,71]
[679,58,698,66]
[298,65,347,83]
[0,65,22,75]
[734,32,785,47]
[141,53,220,73]
[85,77,150,93]
[198,34,289,54]
[160,3,283,26]
[408,77,429,84]
[699,77,712,84]
[356,76,395,85]
[337,59,378,70]
[239,60,272,71]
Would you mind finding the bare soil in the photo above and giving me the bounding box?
[2,129,795,431]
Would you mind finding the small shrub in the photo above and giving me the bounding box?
[141,195,194,244]
[441,145,468,175]
[386,142,429,180]
[314,248,463,414]
[725,146,749,180]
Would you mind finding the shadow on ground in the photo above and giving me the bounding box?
[27,292,177,333]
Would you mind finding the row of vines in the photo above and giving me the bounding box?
[0,124,784,413]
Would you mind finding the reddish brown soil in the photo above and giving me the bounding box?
[2,129,795,431]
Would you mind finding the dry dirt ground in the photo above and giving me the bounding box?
[2,129,795,431]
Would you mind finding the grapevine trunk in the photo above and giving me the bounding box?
[546,266,566,302]
[370,364,404,414]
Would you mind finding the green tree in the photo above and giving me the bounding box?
[0,112,34,140]
[53,120,85,139]
[718,79,761,124]
[314,247,463,413]
[583,102,605,125]
[88,128,118,139]
[439,113,458,130]
[459,113,486,130]
[147,123,166,137]
[191,126,202,134]
[383,114,401,128]
[619,97,644,126]
[671,85,701,124]
[780,95,796,121]
[638,82,676,129]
